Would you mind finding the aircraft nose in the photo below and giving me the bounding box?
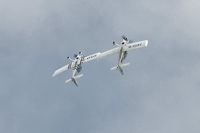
[145,40,148,47]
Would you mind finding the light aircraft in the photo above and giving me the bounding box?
[52,51,102,86]
[52,36,148,86]
[101,36,148,75]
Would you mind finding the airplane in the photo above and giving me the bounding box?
[100,35,148,75]
[52,36,148,86]
[52,51,102,86]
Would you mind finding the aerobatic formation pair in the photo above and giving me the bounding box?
[52,36,148,86]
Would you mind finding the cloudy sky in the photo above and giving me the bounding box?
[1,0,200,133]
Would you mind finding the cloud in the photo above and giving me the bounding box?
[0,0,200,133]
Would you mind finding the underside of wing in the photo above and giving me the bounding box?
[100,47,120,58]
[125,40,148,51]
[52,64,70,77]
[82,52,102,63]
[82,47,120,63]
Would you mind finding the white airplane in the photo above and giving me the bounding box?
[52,36,148,86]
[101,35,148,75]
[52,51,102,86]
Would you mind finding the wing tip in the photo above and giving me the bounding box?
[52,72,58,77]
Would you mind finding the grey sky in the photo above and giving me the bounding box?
[0,0,200,133]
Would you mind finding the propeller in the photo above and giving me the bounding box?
[67,51,83,61]
[74,54,78,58]
[122,35,128,41]
[67,56,74,62]
[129,40,134,43]
[68,52,83,60]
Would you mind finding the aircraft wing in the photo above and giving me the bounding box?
[82,47,120,63]
[52,64,70,77]
[125,40,148,51]
[82,52,102,63]
[100,47,120,58]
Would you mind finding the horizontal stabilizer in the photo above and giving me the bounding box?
[121,62,130,68]
[65,74,84,84]
[74,74,84,79]
[110,62,130,71]
[52,64,69,77]
[65,78,72,84]
[110,66,118,71]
